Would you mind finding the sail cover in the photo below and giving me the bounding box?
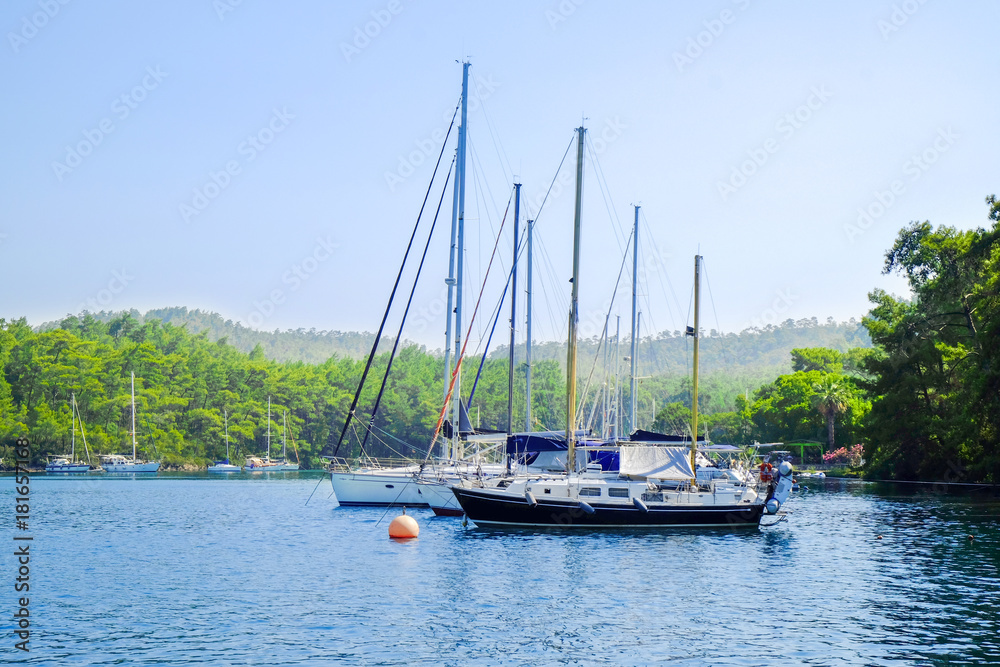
[619,446,695,480]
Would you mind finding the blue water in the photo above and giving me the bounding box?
[3,473,999,665]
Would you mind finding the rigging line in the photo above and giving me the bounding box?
[331,101,459,457]
[468,140,509,286]
[700,258,736,370]
[359,156,456,452]
[530,134,576,228]
[467,271,509,406]
[425,190,514,464]
[471,71,514,184]
[584,135,627,256]
[576,227,635,433]
[640,210,683,332]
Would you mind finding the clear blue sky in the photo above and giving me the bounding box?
[3,0,998,350]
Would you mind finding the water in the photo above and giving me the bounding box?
[4,473,999,665]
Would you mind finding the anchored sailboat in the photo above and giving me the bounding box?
[244,397,282,472]
[101,372,160,473]
[46,392,95,473]
[451,127,793,527]
[207,408,240,472]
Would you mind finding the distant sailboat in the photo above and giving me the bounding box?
[45,392,94,473]
[270,411,300,471]
[207,408,240,473]
[244,397,282,472]
[101,372,160,473]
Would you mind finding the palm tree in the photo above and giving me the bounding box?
[811,375,851,450]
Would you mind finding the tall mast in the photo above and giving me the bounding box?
[566,126,585,473]
[507,183,521,435]
[443,61,470,459]
[131,372,137,460]
[267,396,271,460]
[524,219,534,432]
[602,320,609,439]
[614,316,620,441]
[452,61,471,459]
[629,205,640,436]
[283,410,287,459]
[690,255,702,482]
[71,392,76,459]
[224,408,230,460]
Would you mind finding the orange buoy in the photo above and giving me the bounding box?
[389,510,419,539]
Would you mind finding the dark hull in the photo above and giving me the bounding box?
[452,487,764,528]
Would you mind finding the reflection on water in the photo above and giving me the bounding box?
[2,475,997,664]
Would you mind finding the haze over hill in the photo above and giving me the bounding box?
[39,306,871,378]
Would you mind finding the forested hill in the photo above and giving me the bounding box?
[40,307,381,363]
[42,307,870,375]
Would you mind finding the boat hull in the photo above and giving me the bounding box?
[452,487,765,528]
[330,470,432,507]
[207,464,241,473]
[45,463,91,473]
[103,462,160,473]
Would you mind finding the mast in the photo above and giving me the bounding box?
[283,410,287,459]
[611,315,622,440]
[451,61,471,460]
[524,219,534,432]
[690,255,702,483]
[224,408,230,460]
[566,126,585,473]
[267,396,271,460]
[131,372,137,460]
[443,62,470,459]
[507,183,521,435]
[602,320,609,439]
[629,205,639,436]
[71,392,76,459]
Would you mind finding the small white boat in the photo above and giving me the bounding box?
[103,373,160,473]
[207,409,241,473]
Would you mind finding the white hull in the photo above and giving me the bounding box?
[207,463,241,473]
[330,462,507,508]
[45,462,91,473]
[104,461,160,473]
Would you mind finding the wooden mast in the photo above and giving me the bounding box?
[566,126,585,473]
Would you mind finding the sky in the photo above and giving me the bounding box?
[3,0,999,352]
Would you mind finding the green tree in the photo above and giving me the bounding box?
[811,375,851,449]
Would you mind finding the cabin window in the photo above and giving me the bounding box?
[543,488,551,494]
[608,487,629,498]
[641,492,664,503]
[385,484,395,488]
[579,487,601,497]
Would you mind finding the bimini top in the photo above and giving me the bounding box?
[619,445,696,480]
[505,430,593,455]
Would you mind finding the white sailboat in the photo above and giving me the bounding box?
[451,127,794,527]
[102,372,160,473]
[45,392,94,473]
[271,411,300,471]
[244,397,282,472]
[207,408,240,472]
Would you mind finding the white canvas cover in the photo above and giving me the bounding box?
[619,446,695,480]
